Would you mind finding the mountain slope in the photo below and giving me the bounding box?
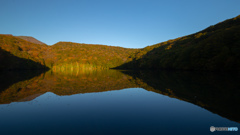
[46,42,138,70]
[0,35,49,70]
[0,35,138,70]
[116,15,240,71]
[1,15,240,71]
[0,47,47,70]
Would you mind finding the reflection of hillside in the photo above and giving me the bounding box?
[47,70,138,95]
[0,72,47,104]
[0,69,239,123]
[122,70,240,123]
[0,70,47,94]
[0,70,139,104]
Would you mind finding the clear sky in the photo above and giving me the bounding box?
[1,0,240,48]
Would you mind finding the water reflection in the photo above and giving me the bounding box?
[0,70,139,104]
[0,69,239,134]
[122,70,240,123]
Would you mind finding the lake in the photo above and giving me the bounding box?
[0,69,239,135]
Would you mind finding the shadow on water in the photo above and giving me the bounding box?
[121,70,240,123]
[0,69,239,123]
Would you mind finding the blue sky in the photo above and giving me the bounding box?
[1,0,240,48]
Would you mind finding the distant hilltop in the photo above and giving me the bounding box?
[0,15,240,71]
[0,34,46,45]
[15,36,46,45]
[0,34,13,36]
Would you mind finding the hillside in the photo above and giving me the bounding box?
[0,47,47,70]
[16,36,46,45]
[0,35,138,70]
[0,35,49,70]
[116,15,240,71]
[0,15,240,71]
[45,42,138,70]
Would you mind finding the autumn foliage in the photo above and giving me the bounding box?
[117,15,240,71]
[1,15,240,71]
[0,35,138,70]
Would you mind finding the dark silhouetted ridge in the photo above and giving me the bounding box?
[116,15,240,71]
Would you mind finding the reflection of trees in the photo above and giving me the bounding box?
[0,69,239,123]
[122,70,240,123]
[0,70,138,104]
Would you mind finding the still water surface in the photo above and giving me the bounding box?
[0,70,239,135]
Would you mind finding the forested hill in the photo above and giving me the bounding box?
[0,15,240,71]
[0,35,49,70]
[48,42,138,70]
[0,35,138,70]
[116,15,240,71]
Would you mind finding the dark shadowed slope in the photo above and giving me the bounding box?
[0,47,48,70]
[0,35,49,70]
[116,15,240,71]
